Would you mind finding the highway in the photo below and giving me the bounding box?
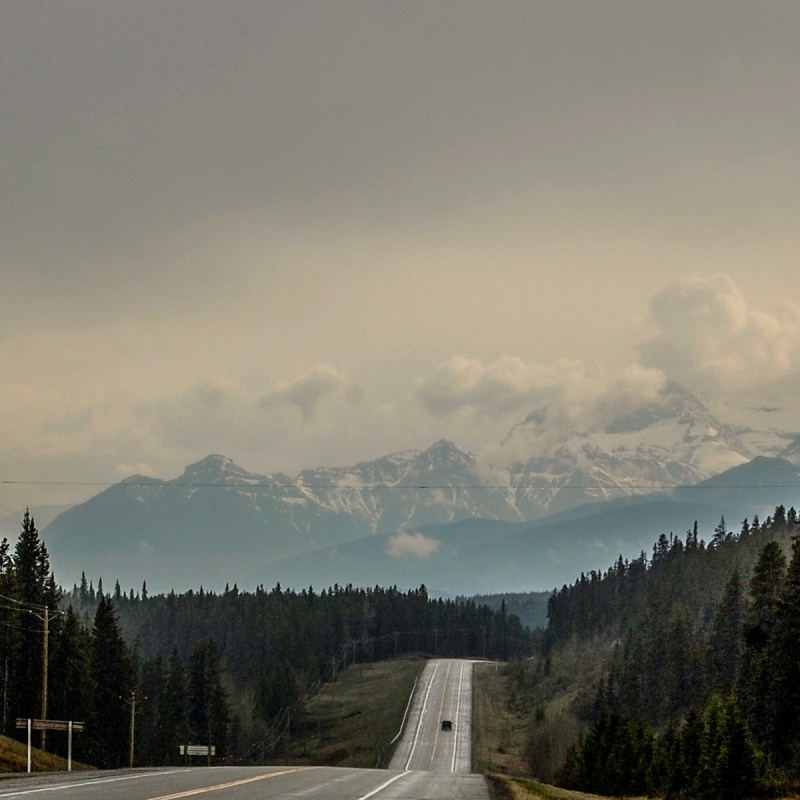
[388,658,475,774]
[0,659,487,799]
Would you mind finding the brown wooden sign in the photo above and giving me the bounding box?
[16,718,85,732]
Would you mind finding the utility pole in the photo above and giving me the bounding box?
[40,607,49,751]
[129,690,136,768]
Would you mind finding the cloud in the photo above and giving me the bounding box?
[141,381,245,450]
[386,531,442,559]
[417,355,586,418]
[640,274,800,390]
[477,361,671,467]
[113,462,156,479]
[419,274,800,462]
[417,353,668,427]
[594,363,667,422]
[260,364,355,422]
[134,366,364,468]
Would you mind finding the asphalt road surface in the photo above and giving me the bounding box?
[0,659,488,799]
[0,765,488,799]
[388,658,475,774]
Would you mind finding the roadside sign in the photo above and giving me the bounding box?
[16,718,85,732]
[180,745,216,756]
[15,719,85,773]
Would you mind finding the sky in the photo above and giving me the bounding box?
[2,1,800,514]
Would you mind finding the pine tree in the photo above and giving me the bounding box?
[134,652,165,766]
[662,604,702,722]
[773,534,800,766]
[48,606,92,738]
[739,540,786,758]
[187,638,229,758]
[713,695,758,800]
[679,705,704,795]
[157,646,190,764]
[706,570,745,692]
[87,596,132,768]
[696,694,725,799]
[12,511,58,721]
[0,537,14,734]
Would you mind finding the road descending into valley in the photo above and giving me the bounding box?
[0,659,488,800]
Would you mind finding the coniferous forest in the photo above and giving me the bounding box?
[8,501,800,798]
[541,505,800,798]
[0,510,530,769]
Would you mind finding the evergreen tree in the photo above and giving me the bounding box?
[706,570,745,692]
[259,660,298,720]
[156,646,190,764]
[134,652,165,766]
[663,603,702,722]
[0,537,15,734]
[739,540,786,759]
[12,511,59,722]
[672,704,704,796]
[712,695,758,800]
[48,606,92,736]
[187,638,229,758]
[87,596,132,768]
[773,534,800,767]
[696,694,725,799]
[691,693,759,800]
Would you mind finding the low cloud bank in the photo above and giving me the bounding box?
[417,274,800,430]
[386,531,442,559]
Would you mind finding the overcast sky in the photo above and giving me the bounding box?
[2,1,800,513]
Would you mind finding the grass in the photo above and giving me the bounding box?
[284,656,425,769]
[0,734,91,774]
[486,774,643,800]
[282,653,611,800]
[283,654,604,798]
[473,661,530,777]
[474,653,618,800]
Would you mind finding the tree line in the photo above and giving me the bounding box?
[545,505,800,797]
[1,510,531,768]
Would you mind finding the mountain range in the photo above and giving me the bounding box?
[14,383,800,595]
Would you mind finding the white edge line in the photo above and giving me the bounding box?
[404,660,439,770]
[451,661,465,773]
[389,675,418,745]
[356,770,411,800]
[0,770,185,797]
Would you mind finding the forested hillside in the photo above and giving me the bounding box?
[0,510,531,769]
[535,505,800,798]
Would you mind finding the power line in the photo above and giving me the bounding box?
[0,593,64,616]
[2,479,800,491]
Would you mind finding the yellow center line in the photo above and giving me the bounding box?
[145,767,317,800]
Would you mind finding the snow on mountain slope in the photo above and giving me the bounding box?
[700,390,800,463]
[40,384,800,593]
[496,383,770,516]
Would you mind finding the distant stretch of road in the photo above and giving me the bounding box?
[388,658,475,774]
[0,659,488,800]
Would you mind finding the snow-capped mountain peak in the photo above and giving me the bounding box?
[493,384,769,515]
[40,382,800,594]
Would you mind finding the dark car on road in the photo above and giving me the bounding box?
[441,719,453,731]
